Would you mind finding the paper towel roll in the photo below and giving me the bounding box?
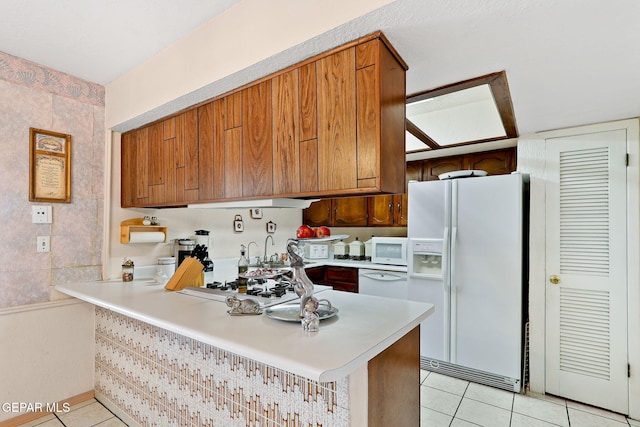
[129,231,166,243]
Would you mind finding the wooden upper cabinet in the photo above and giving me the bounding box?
[183,109,200,201]
[242,82,273,197]
[367,195,395,227]
[317,47,358,192]
[303,197,368,227]
[468,149,516,175]
[120,131,136,208]
[367,160,422,227]
[162,117,177,204]
[304,199,332,227]
[423,156,466,181]
[212,99,226,199]
[299,62,319,193]
[333,197,368,226]
[272,69,300,195]
[422,148,517,181]
[121,32,408,208]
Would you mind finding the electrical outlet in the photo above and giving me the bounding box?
[37,236,50,252]
[32,206,52,224]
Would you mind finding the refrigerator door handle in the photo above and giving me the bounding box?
[450,180,458,363]
[450,180,459,292]
[442,226,450,292]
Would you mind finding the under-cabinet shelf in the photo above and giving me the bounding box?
[120,218,167,244]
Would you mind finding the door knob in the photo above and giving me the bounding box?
[549,275,560,285]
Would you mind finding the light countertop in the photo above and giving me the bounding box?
[55,280,433,382]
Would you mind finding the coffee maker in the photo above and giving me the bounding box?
[194,230,214,277]
[174,238,196,268]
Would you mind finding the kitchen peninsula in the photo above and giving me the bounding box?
[56,280,433,427]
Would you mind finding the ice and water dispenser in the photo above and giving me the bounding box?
[409,238,444,278]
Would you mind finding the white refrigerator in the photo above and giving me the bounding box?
[407,173,527,392]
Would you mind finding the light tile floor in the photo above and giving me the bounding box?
[17,399,126,427]
[17,371,640,426]
[421,370,638,427]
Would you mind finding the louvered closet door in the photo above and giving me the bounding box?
[545,130,628,414]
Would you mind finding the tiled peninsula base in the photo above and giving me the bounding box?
[94,307,350,426]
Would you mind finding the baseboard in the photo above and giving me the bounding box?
[0,390,94,427]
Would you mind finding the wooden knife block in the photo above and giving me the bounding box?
[164,258,204,291]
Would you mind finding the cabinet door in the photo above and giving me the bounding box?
[317,48,357,191]
[161,117,177,204]
[212,99,226,199]
[468,148,516,175]
[368,160,422,226]
[305,266,326,284]
[182,109,200,202]
[368,195,395,226]
[223,93,243,198]
[333,197,368,226]
[243,82,273,197]
[423,156,466,181]
[120,131,136,207]
[197,102,215,201]
[272,70,300,195]
[326,267,359,293]
[303,200,332,227]
[356,56,378,188]
[134,127,149,202]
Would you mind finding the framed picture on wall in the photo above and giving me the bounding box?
[29,128,71,203]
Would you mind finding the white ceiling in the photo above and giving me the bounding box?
[0,0,240,85]
[1,0,639,137]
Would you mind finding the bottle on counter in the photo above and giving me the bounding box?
[237,244,249,294]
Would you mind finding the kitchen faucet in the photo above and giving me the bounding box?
[247,241,258,266]
[264,235,274,262]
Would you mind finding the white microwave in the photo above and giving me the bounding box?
[371,237,408,266]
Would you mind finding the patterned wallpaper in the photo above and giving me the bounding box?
[0,51,104,106]
[0,50,105,308]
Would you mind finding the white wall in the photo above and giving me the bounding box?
[0,300,95,422]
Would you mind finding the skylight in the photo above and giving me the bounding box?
[405,71,518,152]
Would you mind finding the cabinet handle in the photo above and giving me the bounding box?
[397,202,402,214]
[549,275,560,285]
[389,202,393,214]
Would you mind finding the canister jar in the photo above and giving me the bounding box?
[156,257,175,284]
[349,237,365,261]
[333,241,349,260]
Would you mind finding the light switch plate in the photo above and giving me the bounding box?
[37,236,50,252]
[32,206,52,223]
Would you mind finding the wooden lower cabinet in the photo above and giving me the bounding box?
[368,326,420,427]
[305,266,359,293]
[326,266,359,293]
[305,266,326,284]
